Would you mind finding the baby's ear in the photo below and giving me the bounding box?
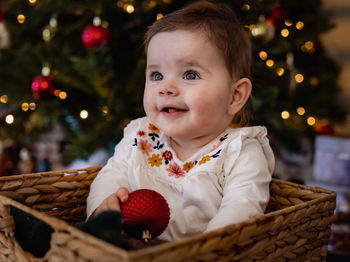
[227,78,252,115]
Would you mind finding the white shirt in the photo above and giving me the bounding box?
[87,117,275,241]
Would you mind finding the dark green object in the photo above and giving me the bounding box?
[77,210,125,248]
[11,199,127,256]
[10,200,54,258]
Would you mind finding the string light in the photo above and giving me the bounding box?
[295,74,304,83]
[124,4,135,14]
[305,41,314,50]
[59,91,67,99]
[93,16,101,26]
[148,1,157,9]
[28,0,37,4]
[102,106,109,115]
[285,20,293,27]
[21,102,36,111]
[310,76,319,86]
[29,102,36,110]
[42,28,51,41]
[281,29,289,37]
[302,41,315,54]
[41,66,50,76]
[0,95,8,103]
[17,14,25,24]
[296,21,304,30]
[266,59,274,67]
[297,107,305,115]
[156,14,163,20]
[117,1,123,8]
[101,21,109,28]
[5,114,14,124]
[277,68,285,76]
[242,4,250,11]
[307,116,316,126]
[80,110,88,119]
[49,16,57,28]
[281,111,290,119]
[259,51,268,60]
[21,103,29,111]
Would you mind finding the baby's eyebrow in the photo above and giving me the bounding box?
[181,60,210,73]
[146,64,158,71]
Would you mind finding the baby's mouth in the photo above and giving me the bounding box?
[162,107,187,113]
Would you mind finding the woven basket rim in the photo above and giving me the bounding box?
[0,167,337,259]
[0,165,104,182]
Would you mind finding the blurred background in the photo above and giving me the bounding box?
[0,0,349,259]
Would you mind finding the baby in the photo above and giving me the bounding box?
[87,1,275,242]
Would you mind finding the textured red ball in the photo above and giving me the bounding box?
[31,75,55,99]
[121,189,170,242]
[82,25,111,49]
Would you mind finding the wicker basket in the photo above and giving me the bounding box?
[0,165,336,262]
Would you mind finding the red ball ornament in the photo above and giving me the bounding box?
[121,189,170,242]
[31,75,55,99]
[82,25,111,49]
[267,6,288,29]
[315,124,335,135]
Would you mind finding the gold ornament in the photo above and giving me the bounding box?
[251,16,275,43]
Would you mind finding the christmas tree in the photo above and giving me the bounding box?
[0,0,347,172]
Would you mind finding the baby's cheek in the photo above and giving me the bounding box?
[143,93,154,114]
[193,93,222,112]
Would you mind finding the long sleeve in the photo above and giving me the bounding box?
[206,136,274,231]
[86,137,130,219]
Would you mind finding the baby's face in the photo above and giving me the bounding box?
[143,30,237,144]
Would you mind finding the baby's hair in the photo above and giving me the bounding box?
[144,1,253,126]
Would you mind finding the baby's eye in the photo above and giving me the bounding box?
[183,71,200,80]
[151,72,163,81]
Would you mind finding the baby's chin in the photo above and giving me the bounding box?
[164,129,200,144]
[146,114,195,139]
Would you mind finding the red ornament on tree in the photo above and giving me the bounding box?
[121,189,170,242]
[266,6,288,29]
[315,124,335,135]
[82,25,111,49]
[31,75,55,99]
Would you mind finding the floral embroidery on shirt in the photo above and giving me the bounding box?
[149,123,160,133]
[166,163,184,178]
[154,140,164,150]
[162,151,173,164]
[149,132,159,141]
[183,161,195,173]
[137,130,146,137]
[211,149,222,158]
[134,123,228,178]
[138,139,153,156]
[148,154,163,167]
[210,141,222,153]
[220,134,229,141]
[198,155,211,165]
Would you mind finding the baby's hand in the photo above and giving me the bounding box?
[92,187,129,217]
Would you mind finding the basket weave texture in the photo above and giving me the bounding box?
[0,165,336,262]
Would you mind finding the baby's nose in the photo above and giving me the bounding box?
[158,80,179,96]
